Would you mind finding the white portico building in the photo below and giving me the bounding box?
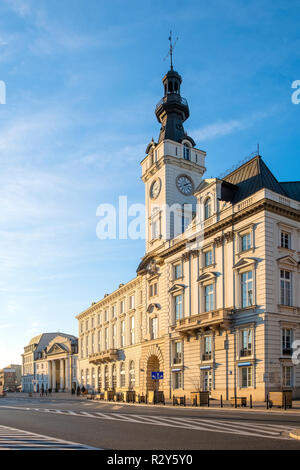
[22,333,78,393]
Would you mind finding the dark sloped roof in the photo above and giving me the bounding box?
[222,155,287,203]
[279,182,300,202]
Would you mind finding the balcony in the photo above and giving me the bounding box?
[240,348,252,357]
[175,308,233,335]
[282,348,293,356]
[202,353,212,361]
[89,349,118,364]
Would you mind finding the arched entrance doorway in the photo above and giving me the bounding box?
[146,355,160,392]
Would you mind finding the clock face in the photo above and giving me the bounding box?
[176,175,194,195]
[150,179,161,199]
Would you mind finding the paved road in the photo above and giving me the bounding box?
[0,396,300,449]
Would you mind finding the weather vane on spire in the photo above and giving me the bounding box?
[164,30,178,70]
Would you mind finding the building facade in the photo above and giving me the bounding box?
[22,333,78,393]
[76,66,300,401]
[0,365,22,392]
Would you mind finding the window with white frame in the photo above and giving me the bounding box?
[174,263,182,280]
[85,319,88,331]
[97,313,101,325]
[129,361,135,389]
[129,294,135,310]
[91,333,95,354]
[112,324,117,349]
[120,300,125,314]
[112,305,116,318]
[104,327,108,350]
[204,198,212,220]
[282,329,292,356]
[280,270,292,306]
[149,282,158,297]
[121,320,125,347]
[183,143,190,160]
[202,369,212,392]
[174,294,183,320]
[281,231,291,249]
[130,316,135,345]
[203,336,212,361]
[120,362,125,387]
[150,317,158,340]
[204,249,213,267]
[91,316,94,328]
[97,367,102,392]
[173,370,182,389]
[204,284,214,312]
[240,366,252,388]
[240,329,253,357]
[98,330,102,352]
[241,233,251,252]
[104,310,108,322]
[85,336,89,357]
[174,341,182,364]
[112,364,117,390]
[241,271,253,307]
[282,366,293,387]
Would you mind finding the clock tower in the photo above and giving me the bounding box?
[141,65,206,254]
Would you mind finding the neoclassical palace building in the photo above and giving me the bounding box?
[76,65,300,401]
[22,333,78,393]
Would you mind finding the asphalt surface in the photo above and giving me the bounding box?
[0,395,300,449]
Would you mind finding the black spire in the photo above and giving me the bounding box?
[155,68,190,144]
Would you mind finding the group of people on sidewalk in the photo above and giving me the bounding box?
[37,385,86,397]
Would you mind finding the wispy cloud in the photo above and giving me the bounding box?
[193,110,273,142]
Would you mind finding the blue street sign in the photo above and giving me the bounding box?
[151,371,164,380]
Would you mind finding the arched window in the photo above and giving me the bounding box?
[129,361,135,390]
[204,198,212,220]
[120,362,125,388]
[112,364,117,390]
[104,365,109,390]
[183,143,190,161]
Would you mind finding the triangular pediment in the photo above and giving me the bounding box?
[168,284,186,293]
[197,272,217,282]
[47,343,68,356]
[277,255,298,267]
[233,257,257,270]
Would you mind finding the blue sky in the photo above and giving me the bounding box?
[0,0,299,367]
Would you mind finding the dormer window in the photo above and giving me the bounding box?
[183,143,190,161]
[204,198,212,220]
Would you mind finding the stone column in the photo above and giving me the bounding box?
[48,361,52,390]
[65,357,70,391]
[60,359,65,390]
[52,360,56,391]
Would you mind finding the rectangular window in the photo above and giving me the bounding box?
[240,329,252,357]
[130,316,135,345]
[98,330,102,352]
[283,366,293,387]
[97,314,101,325]
[173,371,182,389]
[240,366,252,388]
[174,342,182,364]
[280,270,292,306]
[104,310,108,322]
[91,333,95,354]
[150,317,158,340]
[121,320,125,347]
[241,233,251,252]
[112,305,116,318]
[204,284,214,312]
[282,329,292,356]
[120,300,125,314]
[174,263,182,279]
[85,320,89,331]
[204,250,213,267]
[129,295,135,310]
[104,327,108,350]
[112,324,117,349]
[149,282,158,297]
[281,231,291,249]
[241,271,253,308]
[152,219,159,239]
[203,336,212,361]
[202,370,212,392]
[85,336,89,357]
[174,294,183,320]
[91,317,94,328]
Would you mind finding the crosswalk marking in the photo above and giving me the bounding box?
[0,425,98,450]
[0,404,298,441]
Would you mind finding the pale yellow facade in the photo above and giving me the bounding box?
[76,69,300,403]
